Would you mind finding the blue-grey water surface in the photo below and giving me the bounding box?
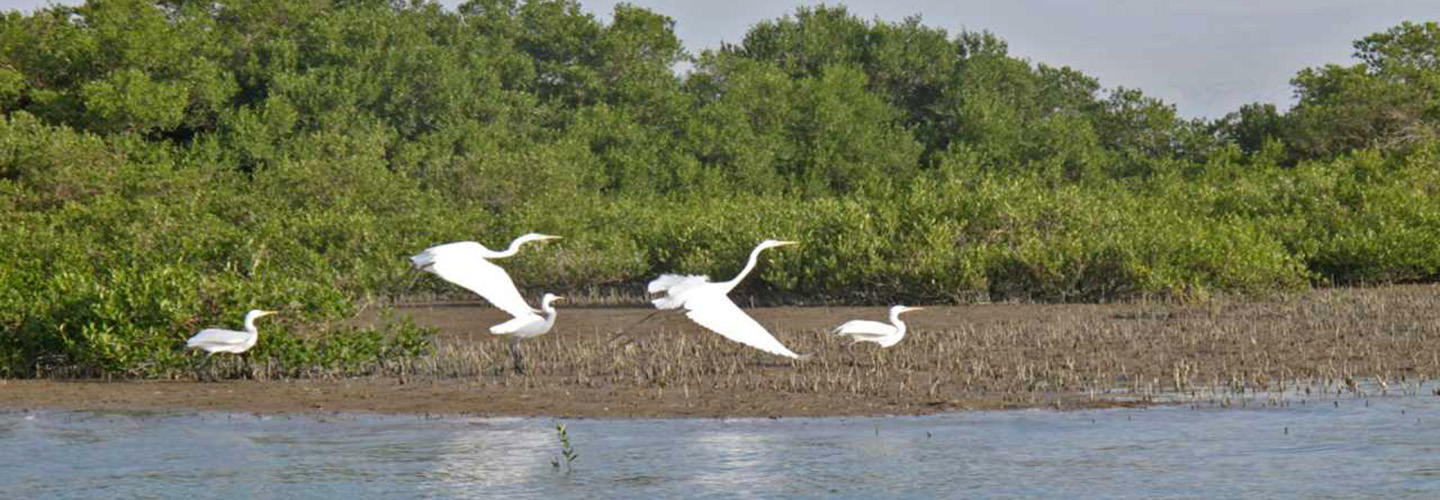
[3,394,1439,499]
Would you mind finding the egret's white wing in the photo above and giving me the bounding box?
[647,273,711,309]
[417,243,537,319]
[648,273,703,293]
[186,328,250,349]
[683,295,803,359]
[490,313,542,335]
[833,320,896,339]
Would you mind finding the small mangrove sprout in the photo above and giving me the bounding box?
[551,423,579,472]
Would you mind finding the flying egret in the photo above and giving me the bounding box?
[833,305,924,348]
[647,239,806,359]
[488,293,563,374]
[186,309,277,355]
[410,233,561,319]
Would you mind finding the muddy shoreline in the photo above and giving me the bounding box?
[3,285,1437,417]
[0,379,1151,418]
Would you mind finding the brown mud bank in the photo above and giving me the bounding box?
[0,379,1142,417]
[4,285,1438,417]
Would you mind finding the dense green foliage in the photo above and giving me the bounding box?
[2,1,1437,377]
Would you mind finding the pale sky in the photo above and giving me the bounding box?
[4,0,1437,118]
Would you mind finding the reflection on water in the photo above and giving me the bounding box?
[424,419,551,497]
[3,394,1440,499]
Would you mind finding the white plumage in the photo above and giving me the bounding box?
[648,239,805,359]
[646,274,710,310]
[186,309,276,354]
[682,294,803,358]
[833,305,923,348]
[410,233,561,319]
[489,293,563,338]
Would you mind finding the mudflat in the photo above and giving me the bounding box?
[3,286,1437,417]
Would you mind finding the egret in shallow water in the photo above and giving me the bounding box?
[410,233,561,319]
[647,239,806,359]
[833,305,924,348]
[186,309,277,355]
[488,293,563,373]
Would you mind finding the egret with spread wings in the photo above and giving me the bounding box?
[647,239,805,359]
[833,305,923,348]
[410,233,561,319]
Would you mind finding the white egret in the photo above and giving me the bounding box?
[833,305,924,348]
[488,293,563,374]
[489,293,564,338]
[647,239,806,359]
[410,233,561,319]
[186,309,277,355]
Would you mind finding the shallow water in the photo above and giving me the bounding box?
[3,395,1439,499]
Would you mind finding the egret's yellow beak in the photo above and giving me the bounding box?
[258,310,278,317]
[777,240,799,247]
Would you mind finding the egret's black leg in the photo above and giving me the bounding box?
[610,309,679,348]
[509,337,526,375]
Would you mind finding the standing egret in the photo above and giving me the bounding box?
[410,233,561,319]
[489,293,565,338]
[186,309,277,355]
[647,239,806,359]
[186,309,276,381]
[833,305,924,348]
[488,293,563,374]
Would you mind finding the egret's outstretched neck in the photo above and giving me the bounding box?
[540,301,559,329]
[890,310,907,334]
[244,316,260,335]
[490,236,530,259]
[723,243,769,291]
